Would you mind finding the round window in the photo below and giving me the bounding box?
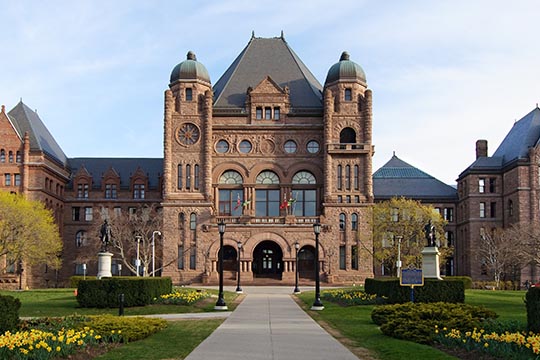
[307,140,320,154]
[284,140,297,153]
[239,140,252,153]
[216,140,229,153]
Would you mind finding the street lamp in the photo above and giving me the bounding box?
[293,242,301,294]
[311,222,324,310]
[135,235,141,277]
[236,241,243,294]
[396,236,403,278]
[117,263,122,276]
[152,231,161,277]
[82,263,87,280]
[18,260,23,290]
[215,220,228,310]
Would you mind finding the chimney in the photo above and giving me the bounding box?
[476,140,488,159]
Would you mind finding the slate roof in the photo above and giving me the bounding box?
[492,107,540,165]
[68,158,163,190]
[373,155,457,200]
[7,101,68,166]
[213,35,323,110]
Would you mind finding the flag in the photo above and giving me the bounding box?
[233,194,242,210]
[242,198,251,207]
[288,197,297,206]
[279,193,289,209]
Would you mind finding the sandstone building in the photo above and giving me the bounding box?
[0,35,537,288]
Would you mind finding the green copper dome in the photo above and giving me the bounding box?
[170,51,211,85]
[325,52,366,85]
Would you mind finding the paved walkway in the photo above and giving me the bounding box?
[184,286,359,360]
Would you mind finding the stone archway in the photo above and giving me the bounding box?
[252,240,283,279]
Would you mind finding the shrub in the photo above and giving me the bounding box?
[0,294,21,332]
[371,302,498,344]
[77,277,172,308]
[69,275,97,288]
[82,314,167,343]
[321,288,381,306]
[526,286,540,333]
[365,277,464,304]
[444,276,472,289]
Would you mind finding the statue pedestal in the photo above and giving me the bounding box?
[97,252,113,279]
[421,247,442,280]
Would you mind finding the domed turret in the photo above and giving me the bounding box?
[325,52,366,85]
[169,51,211,85]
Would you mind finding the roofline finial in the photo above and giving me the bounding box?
[281,30,284,39]
[1,105,4,113]
[251,30,255,39]
[393,150,396,157]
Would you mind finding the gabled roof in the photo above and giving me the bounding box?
[7,101,68,166]
[492,107,540,165]
[213,35,323,110]
[373,154,457,200]
[68,158,163,189]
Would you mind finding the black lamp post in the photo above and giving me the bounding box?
[236,241,243,294]
[18,259,23,290]
[293,242,301,294]
[215,220,228,310]
[311,222,324,310]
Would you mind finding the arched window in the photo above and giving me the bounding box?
[219,171,243,216]
[291,171,317,217]
[76,230,86,247]
[8,151,13,163]
[177,165,182,189]
[194,164,200,190]
[219,170,243,184]
[256,171,279,184]
[339,213,346,231]
[256,171,280,217]
[0,149,5,163]
[190,213,197,230]
[186,164,191,189]
[351,213,358,230]
[345,165,351,190]
[340,127,356,144]
[16,151,21,163]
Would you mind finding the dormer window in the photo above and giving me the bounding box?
[274,107,280,120]
[256,107,262,119]
[105,183,117,199]
[345,88,352,101]
[185,88,193,101]
[265,107,272,119]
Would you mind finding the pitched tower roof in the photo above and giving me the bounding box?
[213,35,323,110]
[373,154,457,200]
[7,101,68,165]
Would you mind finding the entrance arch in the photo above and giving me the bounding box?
[298,245,315,279]
[252,240,283,279]
[218,245,238,271]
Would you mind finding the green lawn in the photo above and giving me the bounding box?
[465,289,527,322]
[0,288,240,317]
[96,319,223,360]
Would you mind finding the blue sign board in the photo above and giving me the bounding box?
[400,268,424,286]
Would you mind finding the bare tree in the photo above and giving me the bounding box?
[77,205,163,276]
[476,228,523,288]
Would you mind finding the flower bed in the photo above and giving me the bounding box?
[436,326,540,359]
[321,289,380,306]
[154,288,210,305]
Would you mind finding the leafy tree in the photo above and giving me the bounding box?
[77,204,163,276]
[0,191,62,271]
[371,197,451,276]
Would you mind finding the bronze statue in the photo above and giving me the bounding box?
[100,219,112,251]
[424,220,436,247]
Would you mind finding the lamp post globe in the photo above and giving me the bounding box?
[236,241,243,294]
[293,242,301,294]
[215,220,228,310]
[311,222,324,310]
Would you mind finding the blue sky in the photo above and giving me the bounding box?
[1,0,539,184]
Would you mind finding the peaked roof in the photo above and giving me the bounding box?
[7,101,68,166]
[213,36,323,110]
[373,155,457,200]
[68,158,163,189]
[492,107,540,164]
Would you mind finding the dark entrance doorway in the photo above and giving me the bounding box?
[218,245,237,271]
[252,241,283,279]
[298,245,315,279]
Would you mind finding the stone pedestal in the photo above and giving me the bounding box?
[97,252,113,279]
[421,247,442,280]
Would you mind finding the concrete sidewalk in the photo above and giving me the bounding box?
[185,286,359,360]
